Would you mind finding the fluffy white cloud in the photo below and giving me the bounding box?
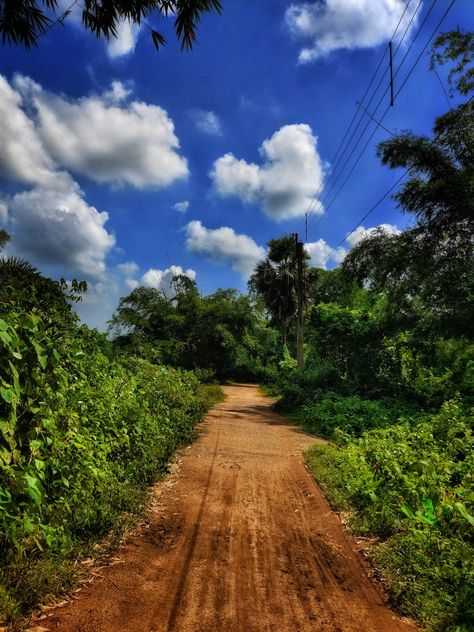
[140,265,196,298]
[345,223,400,247]
[8,182,115,279]
[103,80,133,104]
[285,0,421,62]
[174,200,189,213]
[192,110,223,136]
[107,20,141,58]
[211,124,324,221]
[186,220,265,278]
[0,76,57,186]
[117,261,140,277]
[12,75,188,189]
[304,223,401,269]
[306,238,346,269]
[0,74,126,282]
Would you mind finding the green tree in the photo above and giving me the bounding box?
[249,235,307,347]
[0,0,221,50]
[343,31,474,336]
[0,230,85,327]
[306,267,360,308]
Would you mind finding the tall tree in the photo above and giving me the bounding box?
[0,0,221,50]
[249,235,308,347]
[343,30,474,336]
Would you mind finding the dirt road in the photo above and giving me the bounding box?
[40,384,416,632]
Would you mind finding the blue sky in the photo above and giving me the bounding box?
[0,0,471,328]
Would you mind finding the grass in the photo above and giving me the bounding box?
[0,486,150,629]
[197,383,226,410]
[304,439,474,631]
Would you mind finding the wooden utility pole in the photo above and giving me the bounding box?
[295,233,305,370]
[389,41,394,107]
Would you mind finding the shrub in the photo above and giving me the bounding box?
[305,400,474,630]
[297,395,392,438]
[0,310,204,622]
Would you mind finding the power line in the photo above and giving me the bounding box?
[356,100,395,136]
[305,0,455,249]
[303,0,431,238]
[297,0,419,235]
[394,0,457,100]
[321,0,462,266]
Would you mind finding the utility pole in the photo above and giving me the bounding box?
[389,41,394,107]
[294,233,305,370]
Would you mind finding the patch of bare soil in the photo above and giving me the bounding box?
[37,385,417,631]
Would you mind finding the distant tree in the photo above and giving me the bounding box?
[0,0,222,50]
[306,267,360,308]
[249,235,308,347]
[108,286,176,338]
[110,278,278,379]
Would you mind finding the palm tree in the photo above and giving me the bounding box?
[249,235,307,348]
[0,230,78,324]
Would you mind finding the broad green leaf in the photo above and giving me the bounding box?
[25,474,43,505]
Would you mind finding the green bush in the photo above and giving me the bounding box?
[305,400,474,630]
[266,361,345,412]
[297,395,393,438]
[0,309,204,622]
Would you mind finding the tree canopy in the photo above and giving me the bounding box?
[343,30,474,336]
[249,234,310,347]
[0,0,222,50]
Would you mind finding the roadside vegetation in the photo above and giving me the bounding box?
[0,232,231,624]
[0,28,472,632]
[262,32,474,631]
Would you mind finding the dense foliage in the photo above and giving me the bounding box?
[306,401,473,630]
[0,0,222,51]
[263,31,474,631]
[0,243,214,622]
[110,279,279,381]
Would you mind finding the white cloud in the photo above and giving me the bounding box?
[306,239,346,269]
[186,220,265,279]
[107,20,141,58]
[140,265,196,298]
[211,124,324,221]
[104,80,133,104]
[13,74,188,189]
[117,261,139,277]
[174,200,189,213]
[0,75,57,186]
[117,260,140,289]
[304,223,400,270]
[345,223,400,247]
[0,202,8,225]
[8,182,115,279]
[192,110,223,136]
[0,73,122,283]
[285,0,421,63]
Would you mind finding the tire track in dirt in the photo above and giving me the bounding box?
[37,384,417,632]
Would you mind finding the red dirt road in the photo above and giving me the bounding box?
[40,384,416,632]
